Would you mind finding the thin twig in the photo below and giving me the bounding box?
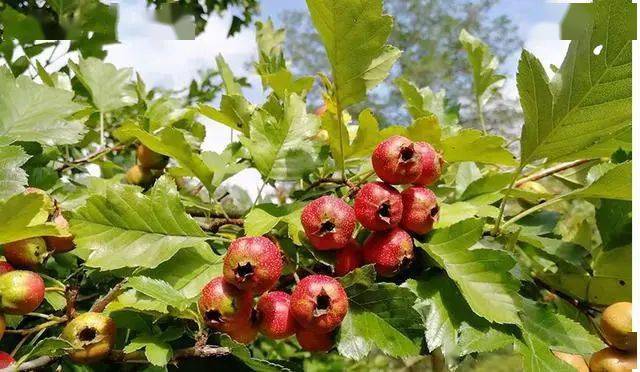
[57,144,126,172]
[5,317,67,335]
[65,286,79,320]
[515,159,595,187]
[90,281,126,312]
[198,218,244,233]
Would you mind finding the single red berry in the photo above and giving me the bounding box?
[290,275,348,333]
[0,351,15,369]
[334,239,363,277]
[301,196,356,250]
[198,277,254,333]
[227,308,260,344]
[45,212,75,253]
[413,142,443,186]
[363,227,414,277]
[223,237,283,295]
[257,291,297,340]
[371,136,422,184]
[0,270,46,315]
[0,261,14,275]
[3,237,49,269]
[296,328,334,352]
[354,182,403,231]
[400,186,440,235]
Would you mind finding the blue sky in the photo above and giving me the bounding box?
[100,0,572,198]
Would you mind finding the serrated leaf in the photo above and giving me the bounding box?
[17,338,73,364]
[0,66,85,145]
[520,302,604,355]
[595,199,631,249]
[115,123,214,191]
[127,277,190,310]
[418,219,521,324]
[240,93,320,181]
[460,172,514,201]
[69,57,136,112]
[442,129,517,166]
[106,289,169,314]
[198,95,255,137]
[307,0,395,108]
[395,78,459,131]
[570,161,630,200]
[337,283,422,360]
[0,192,64,244]
[0,145,30,200]
[405,273,515,367]
[459,29,505,106]
[221,336,297,372]
[518,0,633,164]
[70,176,209,270]
[123,335,173,366]
[435,201,498,229]
[339,265,376,289]
[244,203,304,244]
[517,333,575,372]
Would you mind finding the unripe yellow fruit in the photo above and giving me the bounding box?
[601,302,636,351]
[125,165,154,186]
[589,347,636,372]
[62,312,116,364]
[553,351,588,372]
[136,145,168,170]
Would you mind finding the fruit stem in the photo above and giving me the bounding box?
[514,158,596,187]
[335,99,346,180]
[501,194,565,230]
[99,111,105,149]
[492,165,523,235]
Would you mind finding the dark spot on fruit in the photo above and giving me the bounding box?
[235,262,254,281]
[378,202,391,218]
[619,280,626,286]
[319,220,336,234]
[78,327,97,342]
[314,292,331,317]
[400,256,412,269]
[400,146,415,162]
[430,205,440,217]
[204,309,223,323]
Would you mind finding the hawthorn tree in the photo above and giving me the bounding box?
[0,0,634,371]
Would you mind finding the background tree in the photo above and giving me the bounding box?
[280,0,522,132]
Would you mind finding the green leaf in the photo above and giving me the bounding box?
[441,129,517,166]
[570,161,630,200]
[595,199,631,249]
[339,265,376,289]
[460,172,514,200]
[459,29,505,106]
[435,201,498,229]
[307,0,396,107]
[517,333,575,372]
[337,282,422,360]
[244,203,304,244]
[198,95,255,137]
[115,123,214,191]
[0,66,85,145]
[69,57,136,112]
[395,78,459,131]
[0,192,63,244]
[220,336,297,372]
[405,273,515,367]
[520,302,604,355]
[418,219,521,324]
[517,0,633,164]
[70,176,209,270]
[127,277,190,310]
[0,145,30,200]
[17,338,73,364]
[106,290,170,314]
[0,7,44,42]
[144,246,223,299]
[123,335,173,366]
[216,54,242,96]
[240,94,320,181]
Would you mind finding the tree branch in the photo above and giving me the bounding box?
[65,286,79,320]
[90,281,126,312]
[57,144,126,172]
[515,159,595,187]
[198,218,244,233]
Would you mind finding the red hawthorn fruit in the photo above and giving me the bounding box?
[301,196,356,250]
[198,277,254,333]
[257,291,297,340]
[0,270,46,314]
[0,351,15,369]
[290,275,348,333]
[334,239,363,277]
[227,309,260,344]
[413,142,443,186]
[45,212,75,253]
[371,136,422,184]
[3,237,50,269]
[400,186,440,235]
[354,182,403,231]
[223,236,283,294]
[0,261,14,275]
[296,328,334,352]
[363,227,415,277]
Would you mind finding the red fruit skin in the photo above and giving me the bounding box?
[296,328,334,352]
[198,277,254,333]
[363,227,415,277]
[45,213,75,253]
[400,187,440,235]
[354,182,403,231]
[413,142,443,186]
[3,237,49,269]
[227,309,260,344]
[0,261,14,275]
[223,237,283,294]
[0,351,15,369]
[257,291,297,340]
[290,275,348,333]
[334,240,363,277]
[301,196,356,250]
[0,270,46,315]
[371,136,423,184]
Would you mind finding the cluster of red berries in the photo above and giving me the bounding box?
[301,135,442,278]
[199,237,348,352]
